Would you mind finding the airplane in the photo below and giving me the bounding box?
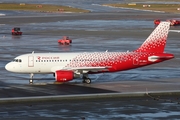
[5,22,174,84]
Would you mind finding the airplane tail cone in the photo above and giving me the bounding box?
[135,22,170,53]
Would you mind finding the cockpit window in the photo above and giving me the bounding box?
[13,59,22,62]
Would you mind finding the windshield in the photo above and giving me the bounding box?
[13,59,22,62]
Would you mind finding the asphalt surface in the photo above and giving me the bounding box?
[0,0,180,119]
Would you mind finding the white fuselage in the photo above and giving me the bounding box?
[5,51,173,75]
[6,53,81,73]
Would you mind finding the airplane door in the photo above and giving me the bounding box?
[28,56,34,67]
[133,54,139,65]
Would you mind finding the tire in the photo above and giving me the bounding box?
[29,79,33,84]
[85,78,91,84]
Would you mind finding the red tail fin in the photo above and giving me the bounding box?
[135,22,170,53]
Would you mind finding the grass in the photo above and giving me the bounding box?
[103,3,180,13]
[0,3,90,13]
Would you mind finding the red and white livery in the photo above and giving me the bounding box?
[154,18,180,26]
[5,22,174,84]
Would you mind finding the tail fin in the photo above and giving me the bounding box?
[135,22,170,53]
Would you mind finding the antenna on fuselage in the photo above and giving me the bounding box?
[105,50,108,52]
[32,51,34,54]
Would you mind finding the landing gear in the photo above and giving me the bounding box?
[29,73,34,84]
[82,74,91,84]
[83,78,91,84]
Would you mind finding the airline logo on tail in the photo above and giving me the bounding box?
[5,22,174,84]
[135,22,170,53]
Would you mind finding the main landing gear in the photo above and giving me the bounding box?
[29,73,34,84]
[82,74,91,84]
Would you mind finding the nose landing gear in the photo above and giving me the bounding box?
[29,73,34,84]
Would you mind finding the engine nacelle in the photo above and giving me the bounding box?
[55,70,74,82]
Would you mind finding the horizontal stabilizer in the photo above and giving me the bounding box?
[148,54,174,62]
[169,30,180,33]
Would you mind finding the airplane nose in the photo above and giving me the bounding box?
[5,63,12,72]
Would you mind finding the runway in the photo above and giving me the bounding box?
[0,0,180,119]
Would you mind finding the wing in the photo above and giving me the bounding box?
[64,66,111,73]
[51,66,111,73]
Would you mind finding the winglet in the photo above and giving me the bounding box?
[135,22,170,53]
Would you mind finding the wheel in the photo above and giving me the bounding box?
[29,79,33,84]
[84,78,91,84]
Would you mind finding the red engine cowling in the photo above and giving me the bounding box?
[55,70,74,82]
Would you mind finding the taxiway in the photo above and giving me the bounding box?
[0,0,180,119]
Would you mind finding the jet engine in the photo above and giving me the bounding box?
[55,70,74,82]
